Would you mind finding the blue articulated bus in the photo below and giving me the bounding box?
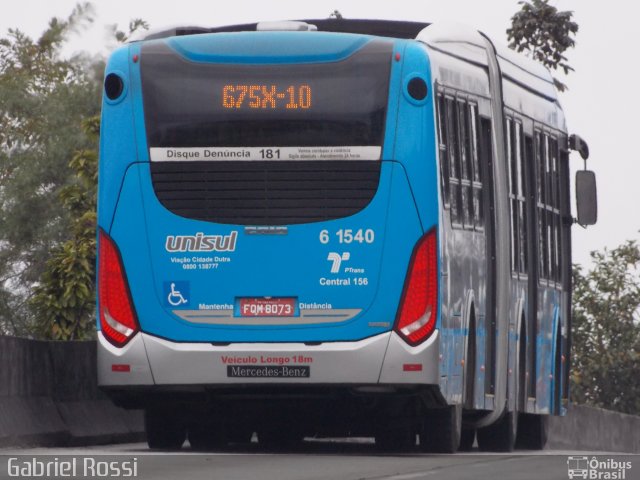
[97,19,597,452]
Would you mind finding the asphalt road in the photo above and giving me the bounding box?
[3,440,637,480]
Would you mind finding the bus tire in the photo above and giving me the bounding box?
[458,427,476,451]
[145,407,186,450]
[188,424,227,451]
[554,326,563,415]
[477,314,523,452]
[516,413,548,449]
[227,427,254,444]
[375,425,416,452]
[419,405,462,453]
[476,409,517,452]
[464,310,477,410]
[258,427,304,450]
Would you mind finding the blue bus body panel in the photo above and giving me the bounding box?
[99,33,440,344]
[165,31,371,64]
[110,161,422,342]
[391,42,439,232]
[98,45,138,227]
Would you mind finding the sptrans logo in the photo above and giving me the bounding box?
[567,456,633,479]
[165,232,237,253]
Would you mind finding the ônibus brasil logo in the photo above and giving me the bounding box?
[165,231,238,253]
[567,456,633,479]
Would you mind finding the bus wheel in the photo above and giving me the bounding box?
[516,413,548,449]
[227,427,254,445]
[464,309,477,410]
[375,425,416,452]
[258,427,304,450]
[458,427,476,451]
[188,424,226,451]
[419,405,462,453]
[145,407,186,450]
[476,409,517,452]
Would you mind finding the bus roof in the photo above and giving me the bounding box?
[141,19,430,41]
[137,18,556,101]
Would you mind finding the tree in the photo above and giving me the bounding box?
[109,19,149,44]
[29,17,148,340]
[30,117,98,340]
[507,0,578,91]
[0,3,102,336]
[571,241,640,415]
[0,3,147,338]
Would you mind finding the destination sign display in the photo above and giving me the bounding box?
[222,84,311,110]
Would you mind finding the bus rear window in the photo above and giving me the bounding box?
[141,39,393,159]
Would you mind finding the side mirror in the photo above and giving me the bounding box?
[576,170,597,226]
[569,134,590,160]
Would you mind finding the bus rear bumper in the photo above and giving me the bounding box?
[97,329,439,393]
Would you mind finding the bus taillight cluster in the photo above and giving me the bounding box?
[394,229,438,346]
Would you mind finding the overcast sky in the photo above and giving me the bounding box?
[1,0,638,267]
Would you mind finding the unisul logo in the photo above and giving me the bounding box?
[165,231,237,252]
[567,456,633,479]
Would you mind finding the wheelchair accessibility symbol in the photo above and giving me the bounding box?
[164,281,190,308]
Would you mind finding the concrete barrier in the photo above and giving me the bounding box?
[549,404,640,453]
[0,397,69,447]
[0,336,144,448]
[1,334,639,451]
[56,400,144,447]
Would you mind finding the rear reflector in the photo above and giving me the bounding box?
[98,229,139,347]
[111,364,131,373]
[403,364,423,372]
[394,229,438,346]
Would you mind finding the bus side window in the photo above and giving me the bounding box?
[523,133,535,274]
[436,93,450,207]
[535,132,564,283]
[469,103,483,229]
[506,117,517,272]
[457,98,473,229]
[443,93,486,231]
[445,96,462,225]
[559,143,571,286]
[515,121,528,274]
[507,116,528,275]
[535,131,549,281]
[548,137,561,282]
[478,116,493,222]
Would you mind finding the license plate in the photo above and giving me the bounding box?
[238,297,297,317]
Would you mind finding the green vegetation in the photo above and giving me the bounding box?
[0,3,145,339]
[29,17,147,341]
[507,0,578,91]
[572,242,640,415]
[0,3,101,336]
[30,117,98,340]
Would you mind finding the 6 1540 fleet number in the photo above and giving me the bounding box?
[319,228,375,245]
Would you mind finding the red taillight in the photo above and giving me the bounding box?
[394,229,438,346]
[111,364,131,372]
[98,229,139,347]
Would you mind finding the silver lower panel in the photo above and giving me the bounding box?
[97,330,440,387]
